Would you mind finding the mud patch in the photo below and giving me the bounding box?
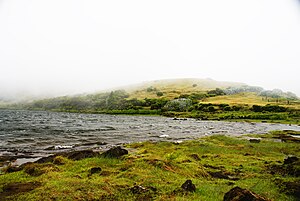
[267,156,300,177]
[274,179,300,199]
[0,182,41,200]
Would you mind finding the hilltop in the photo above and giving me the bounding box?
[121,78,245,100]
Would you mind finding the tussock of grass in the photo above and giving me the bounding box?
[1,134,299,200]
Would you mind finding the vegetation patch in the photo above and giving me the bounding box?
[1,133,299,200]
[4,79,299,124]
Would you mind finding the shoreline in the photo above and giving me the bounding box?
[1,132,299,200]
[1,129,300,169]
[1,108,299,125]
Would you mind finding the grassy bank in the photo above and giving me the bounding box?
[1,131,299,200]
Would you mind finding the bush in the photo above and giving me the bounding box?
[223,106,232,111]
[146,86,157,92]
[156,91,164,97]
[163,98,193,112]
[207,88,226,96]
[252,105,263,112]
[251,104,287,113]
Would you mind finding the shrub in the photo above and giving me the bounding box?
[207,106,216,112]
[251,104,287,113]
[252,105,263,112]
[156,91,164,97]
[163,98,193,112]
[146,86,157,92]
[223,106,232,111]
[207,88,226,96]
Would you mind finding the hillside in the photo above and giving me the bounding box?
[4,78,300,124]
[122,78,245,99]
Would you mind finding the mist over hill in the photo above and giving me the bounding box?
[0,78,298,105]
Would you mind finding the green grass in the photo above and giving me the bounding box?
[1,133,299,200]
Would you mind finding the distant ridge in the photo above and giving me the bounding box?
[1,78,298,106]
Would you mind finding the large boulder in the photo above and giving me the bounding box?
[181,180,196,192]
[224,186,270,201]
[90,167,102,174]
[101,146,128,158]
[284,155,299,165]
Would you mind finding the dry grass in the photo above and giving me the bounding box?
[202,92,300,109]
[127,78,244,100]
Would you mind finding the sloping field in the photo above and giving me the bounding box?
[126,78,244,99]
[202,92,300,109]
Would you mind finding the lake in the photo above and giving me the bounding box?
[0,109,299,160]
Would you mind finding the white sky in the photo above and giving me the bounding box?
[0,0,300,97]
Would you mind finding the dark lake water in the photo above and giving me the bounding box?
[1,109,299,159]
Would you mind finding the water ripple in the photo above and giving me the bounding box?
[0,109,299,157]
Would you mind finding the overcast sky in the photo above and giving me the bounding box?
[0,0,300,98]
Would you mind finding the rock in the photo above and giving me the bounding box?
[129,185,157,201]
[130,185,149,194]
[36,150,99,163]
[209,171,239,181]
[90,167,102,175]
[181,180,196,192]
[101,146,128,158]
[284,155,299,165]
[249,139,261,143]
[173,118,188,121]
[36,155,56,163]
[44,146,55,150]
[3,165,22,173]
[209,171,230,179]
[65,150,98,160]
[80,141,107,146]
[223,186,270,201]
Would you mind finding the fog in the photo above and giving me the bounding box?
[0,0,300,100]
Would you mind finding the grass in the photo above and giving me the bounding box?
[1,132,299,200]
[4,78,299,125]
[202,92,300,110]
[127,78,243,100]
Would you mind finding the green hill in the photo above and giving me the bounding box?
[6,78,299,124]
[121,78,245,99]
